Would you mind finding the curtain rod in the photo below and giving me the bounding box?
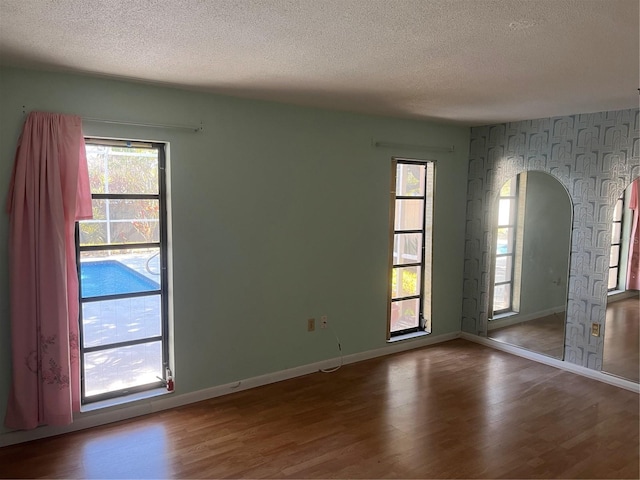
[21,108,203,132]
[82,117,203,133]
[373,140,454,153]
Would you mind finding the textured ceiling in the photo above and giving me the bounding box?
[0,0,638,125]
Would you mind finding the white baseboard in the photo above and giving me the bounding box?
[460,332,640,394]
[0,331,459,447]
[607,290,639,303]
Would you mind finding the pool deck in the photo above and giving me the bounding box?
[80,252,164,397]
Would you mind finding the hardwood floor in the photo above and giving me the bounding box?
[603,296,640,383]
[0,339,638,479]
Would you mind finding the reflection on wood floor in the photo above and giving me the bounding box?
[0,339,637,479]
[488,312,565,358]
[488,296,639,384]
[603,295,640,383]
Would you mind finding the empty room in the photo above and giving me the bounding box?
[0,0,638,478]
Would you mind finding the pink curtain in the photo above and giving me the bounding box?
[627,178,639,291]
[4,112,92,430]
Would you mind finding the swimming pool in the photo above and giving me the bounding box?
[80,260,160,298]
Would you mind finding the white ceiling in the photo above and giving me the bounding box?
[0,0,638,126]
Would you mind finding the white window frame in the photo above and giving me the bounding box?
[77,139,170,404]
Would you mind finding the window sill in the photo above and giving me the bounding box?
[387,331,430,343]
[80,387,171,413]
[490,311,518,321]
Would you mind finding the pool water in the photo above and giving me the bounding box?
[80,260,160,298]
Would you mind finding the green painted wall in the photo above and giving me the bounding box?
[0,67,469,435]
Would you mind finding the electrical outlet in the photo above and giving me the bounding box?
[307,318,315,332]
[591,323,601,337]
[320,315,328,329]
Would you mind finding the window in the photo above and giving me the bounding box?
[609,195,624,290]
[387,159,434,338]
[77,139,169,403]
[493,177,519,313]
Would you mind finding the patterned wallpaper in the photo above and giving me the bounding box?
[463,108,640,370]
